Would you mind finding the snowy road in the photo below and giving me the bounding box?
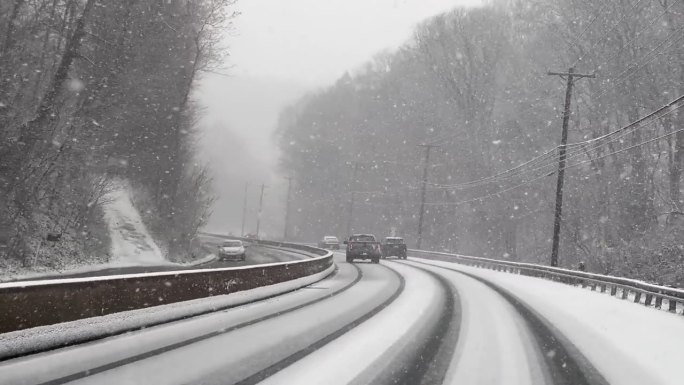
[10,241,306,282]
[1,253,682,385]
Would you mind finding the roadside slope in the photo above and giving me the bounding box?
[103,180,166,265]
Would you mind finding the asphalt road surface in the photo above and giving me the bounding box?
[0,251,632,385]
[10,236,308,282]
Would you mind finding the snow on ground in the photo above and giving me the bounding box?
[412,257,684,385]
[260,261,443,385]
[103,180,166,265]
[0,263,335,360]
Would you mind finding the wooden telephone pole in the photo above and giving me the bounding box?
[241,182,249,237]
[416,144,439,249]
[547,67,594,267]
[346,162,359,237]
[255,183,267,238]
[284,177,292,240]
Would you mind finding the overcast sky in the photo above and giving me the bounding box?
[198,0,482,236]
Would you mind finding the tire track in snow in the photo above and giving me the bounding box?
[235,263,406,385]
[404,259,609,385]
[36,264,363,385]
[378,261,461,385]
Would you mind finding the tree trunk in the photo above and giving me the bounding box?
[18,0,97,154]
[1,0,25,56]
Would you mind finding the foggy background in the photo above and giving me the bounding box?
[197,0,481,237]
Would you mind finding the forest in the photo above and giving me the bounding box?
[0,0,235,269]
[277,0,684,285]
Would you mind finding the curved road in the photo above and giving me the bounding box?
[0,252,678,384]
[10,236,305,282]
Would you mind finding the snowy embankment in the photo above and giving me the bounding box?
[412,258,684,385]
[103,180,166,265]
[0,181,215,282]
[0,263,335,360]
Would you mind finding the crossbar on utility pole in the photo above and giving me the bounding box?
[241,182,249,237]
[417,144,439,249]
[255,183,267,238]
[283,177,292,240]
[547,67,594,267]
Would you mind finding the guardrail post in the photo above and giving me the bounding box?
[654,296,662,309]
[669,299,678,313]
[621,288,628,300]
[645,293,653,307]
[634,291,642,303]
[610,286,617,296]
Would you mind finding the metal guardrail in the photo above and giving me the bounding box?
[0,238,333,334]
[409,249,684,315]
[201,233,327,256]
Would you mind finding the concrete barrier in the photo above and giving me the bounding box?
[0,241,332,334]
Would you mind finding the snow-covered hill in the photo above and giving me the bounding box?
[103,180,166,265]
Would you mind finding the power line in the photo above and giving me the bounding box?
[591,0,683,73]
[415,147,560,190]
[591,24,684,100]
[422,104,684,208]
[467,97,684,186]
[566,2,611,64]
[569,94,684,145]
[570,0,649,68]
[425,94,684,191]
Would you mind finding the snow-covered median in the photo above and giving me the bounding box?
[0,263,335,360]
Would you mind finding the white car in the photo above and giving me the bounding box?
[318,236,340,250]
[218,240,246,261]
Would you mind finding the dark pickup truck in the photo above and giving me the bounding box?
[382,237,407,259]
[345,234,381,264]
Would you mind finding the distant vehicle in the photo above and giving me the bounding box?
[243,233,259,241]
[344,234,381,264]
[218,240,246,261]
[382,237,407,259]
[318,235,340,250]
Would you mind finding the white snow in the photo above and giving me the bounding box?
[103,180,165,265]
[0,252,216,284]
[260,261,443,385]
[0,263,335,362]
[0,252,328,289]
[409,257,684,385]
[403,261,548,385]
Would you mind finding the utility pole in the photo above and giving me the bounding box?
[547,67,594,267]
[417,144,439,249]
[241,182,249,237]
[346,162,359,236]
[283,177,292,240]
[255,183,266,238]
